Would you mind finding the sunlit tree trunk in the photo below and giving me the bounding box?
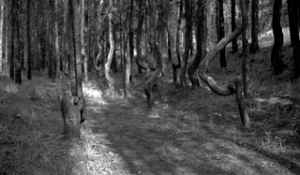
[81,0,88,82]
[124,0,133,97]
[105,0,116,95]
[250,0,259,53]
[55,0,60,79]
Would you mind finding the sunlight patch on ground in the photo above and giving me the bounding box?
[83,81,105,104]
[256,97,292,106]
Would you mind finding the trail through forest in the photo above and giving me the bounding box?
[1,48,300,175]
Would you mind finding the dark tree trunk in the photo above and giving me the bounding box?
[216,0,226,69]
[287,0,300,79]
[8,0,15,80]
[180,0,192,94]
[26,0,31,80]
[173,0,183,84]
[250,0,259,53]
[14,0,21,84]
[271,0,287,75]
[231,0,238,53]
[198,0,251,128]
[242,0,250,98]
[188,0,207,89]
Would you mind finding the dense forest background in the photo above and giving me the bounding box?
[1,0,300,174]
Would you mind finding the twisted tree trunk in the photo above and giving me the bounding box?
[188,0,207,89]
[198,0,251,128]
[105,0,116,95]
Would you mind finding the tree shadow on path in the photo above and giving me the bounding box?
[86,90,297,175]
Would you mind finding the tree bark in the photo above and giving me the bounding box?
[14,0,22,84]
[250,0,259,53]
[81,0,89,82]
[124,0,133,97]
[180,0,192,94]
[198,0,251,128]
[0,0,3,75]
[216,0,226,69]
[271,0,287,75]
[287,0,300,79]
[231,0,238,53]
[173,0,183,84]
[55,0,60,79]
[144,0,164,109]
[188,0,207,89]
[136,0,147,73]
[26,0,31,79]
[242,0,250,98]
[9,0,15,80]
[105,0,116,95]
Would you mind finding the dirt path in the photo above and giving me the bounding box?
[1,76,299,174]
[84,88,299,175]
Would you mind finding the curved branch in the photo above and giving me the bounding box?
[198,0,251,128]
[198,0,247,95]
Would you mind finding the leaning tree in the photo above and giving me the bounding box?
[198,0,251,128]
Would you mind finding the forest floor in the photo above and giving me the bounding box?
[1,43,300,174]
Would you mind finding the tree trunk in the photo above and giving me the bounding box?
[55,0,60,79]
[136,0,147,73]
[81,0,88,82]
[173,0,183,84]
[3,1,9,77]
[250,0,259,53]
[216,0,226,69]
[166,22,172,63]
[231,0,238,53]
[9,0,15,80]
[242,0,250,98]
[271,0,287,75]
[26,0,31,80]
[144,0,164,109]
[180,0,192,94]
[287,0,300,79]
[124,0,133,97]
[0,0,3,75]
[105,0,116,95]
[198,0,251,128]
[188,0,207,89]
[14,0,21,84]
